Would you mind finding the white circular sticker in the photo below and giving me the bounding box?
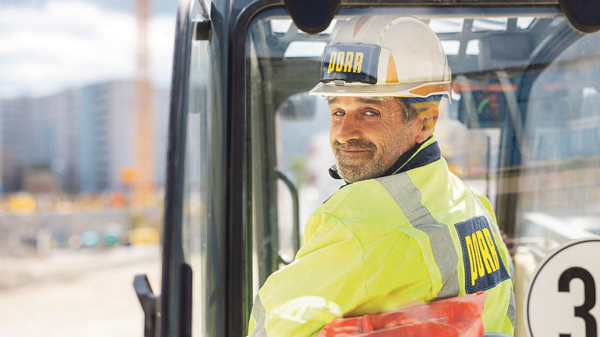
[526,238,600,337]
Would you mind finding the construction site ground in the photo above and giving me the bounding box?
[0,245,160,337]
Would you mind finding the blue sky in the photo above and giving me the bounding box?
[0,0,178,99]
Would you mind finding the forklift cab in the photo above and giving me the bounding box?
[133,0,600,336]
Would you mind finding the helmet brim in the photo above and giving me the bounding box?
[309,81,451,102]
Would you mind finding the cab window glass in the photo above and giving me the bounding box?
[518,29,600,251]
[505,24,600,337]
[182,38,210,336]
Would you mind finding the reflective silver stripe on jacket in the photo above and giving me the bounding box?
[507,288,516,328]
[377,173,460,299]
[250,295,268,337]
[472,188,517,328]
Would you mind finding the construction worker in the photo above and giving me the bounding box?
[248,16,514,336]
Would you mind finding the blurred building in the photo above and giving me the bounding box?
[0,97,32,191]
[0,81,169,195]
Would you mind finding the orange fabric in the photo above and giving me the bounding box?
[318,292,486,337]
[452,82,516,94]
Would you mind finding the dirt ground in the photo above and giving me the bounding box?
[0,246,161,337]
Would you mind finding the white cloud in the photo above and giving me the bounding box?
[0,0,175,99]
[149,16,176,89]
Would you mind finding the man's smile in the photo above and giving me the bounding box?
[339,149,371,154]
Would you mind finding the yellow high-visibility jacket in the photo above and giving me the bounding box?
[248,137,515,336]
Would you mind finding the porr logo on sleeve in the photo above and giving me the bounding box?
[455,216,510,294]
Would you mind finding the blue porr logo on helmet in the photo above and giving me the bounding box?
[320,44,380,85]
[455,216,510,294]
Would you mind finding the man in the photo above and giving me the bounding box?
[248,16,514,337]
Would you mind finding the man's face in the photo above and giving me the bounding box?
[328,96,418,183]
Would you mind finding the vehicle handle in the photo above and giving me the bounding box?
[133,274,157,337]
[277,171,300,264]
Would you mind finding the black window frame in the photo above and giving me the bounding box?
[163,1,570,337]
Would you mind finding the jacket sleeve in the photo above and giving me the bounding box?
[247,211,368,337]
[470,187,514,277]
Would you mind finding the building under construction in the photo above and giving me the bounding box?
[0,81,169,194]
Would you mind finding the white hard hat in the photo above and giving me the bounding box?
[309,16,452,101]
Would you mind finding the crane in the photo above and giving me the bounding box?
[134,0,154,206]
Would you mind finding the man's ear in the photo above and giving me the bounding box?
[413,106,439,144]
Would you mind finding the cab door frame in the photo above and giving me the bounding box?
[226,3,558,336]
[160,0,196,336]
[160,1,568,337]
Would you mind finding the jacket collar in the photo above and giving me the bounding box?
[328,136,441,182]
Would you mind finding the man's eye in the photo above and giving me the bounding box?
[364,110,380,117]
[332,110,345,116]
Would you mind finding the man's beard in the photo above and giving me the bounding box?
[333,139,386,183]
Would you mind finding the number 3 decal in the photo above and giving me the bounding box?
[558,267,597,337]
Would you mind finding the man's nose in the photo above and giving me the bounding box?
[336,115,361,143]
